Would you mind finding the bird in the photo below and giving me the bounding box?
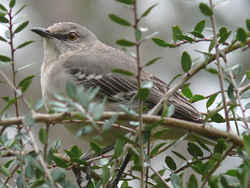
[31,22,202,146]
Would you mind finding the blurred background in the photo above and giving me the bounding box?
[0,0,249,186]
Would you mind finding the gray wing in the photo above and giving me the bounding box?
[63,44,202,123]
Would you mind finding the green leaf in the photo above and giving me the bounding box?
[206,93,218,108]
[246,19,250,31]
[136,81,153,101]
[90,142,102,154]
[165,156,176,170]
[116,39,136,46]
[0,54,11,62]
[214,139,227,154]
[181,51,192,72]
[211,113,225,123]
[190,94,205,103]
[182,84,193,99]
[190,31,204,39]
[65,145,83,160]
[243,135,250,156]
[236,27,247,43]
[167,104,175,117]
[18,75,34,92]
[9,0,16,8]
[152,38,176,47]
[14,21,29,34]
[208,39,216,52]
[172,151,187,161]
[16,40,34,49]
[144,57,162,67]
[141,3,158,18]
[150,143,165,157]
[194,20,206,33]
[52,155,69,168]
[108,14,131,26]
[0,16,8,23]
[15,4,27,16]
[66,80,77,99]
[187,174,198,188]
[121,181,129,188]
[0,4,7,12]
[135,29,142,41]
[0,98,16,116]
[246,71,250,79]
[218,27,231,44]
[187,142,203,158]
[172,26,183,42]
[116,0,134,5]
[0,35,7,42]
[227,83,235,102]
[38,128,48,145]
[199,3,213,16]
[112,68,134,76]
[102,166,110,184]
[206,67,218,74]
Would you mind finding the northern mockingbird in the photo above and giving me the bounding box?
[31,22,202,145]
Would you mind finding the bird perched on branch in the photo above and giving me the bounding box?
[31,22,202,145]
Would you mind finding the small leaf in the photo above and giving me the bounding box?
[141,3,157,18]
[18,75,34,92]
[236,27,247,43]
[152,38,176,47]
[38,128,48,145]
[172,26,183,42]
[0,4,7,12]
[0,36,7,42]
[135,29,142,41]
[144,57,162,67]
[227,83,235,102]
[190,94,205,103]
[116,0,134,5]
[14,21,29,34]
[246,71,250,79]
[194,20,206,33]
[114,138,126,158]
[15,4,27,16]
[246,19,250,31]
[90,142,102,154]
[112,68,134,76]
[206,67,218,74]
[190,31,204,38]
[116,39,136,47]
[182,84,193,99]
[16,40,34,49]
[187,142,203,158]
[9,0,16,8]
[208,39,216,52]
[0,54,11,62]
[214,139,227,154]
[167,104,175,117]
[0,16,8,23]
[199,3,213,16]
[218,27,231,44]
[108,14,131,26]
[188,174,198,188]
[211,113,225,123]
[206,93,218,108]
[181,51,192,72]
[136,81,153,101]
[165,156,176,170]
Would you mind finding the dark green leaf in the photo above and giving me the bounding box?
[108,14,131,26]
[90,142,102,154]
[194,20,206,33]
[206,93,218,108]
[190,94,205,103]
[102,166,110,184]
[243,135,250,156]
[211,113,225,123]
[65,145,83,160]
[227,83,235,102]
[18,75,34,92]
[181,51,192,72]
[16,40,34,49]
[236,27,247,43]
[66,80,77,99]
[182,84,193,99]
[172,151,187,161]
[14,21,29,34]
[9,0,16,8]
[214,139,227,154]
[165,156,176,170]
[0,4,7,11]
[218,27,231,44]
[141,3,157,18]
[246,71,250,79]
[187,174,198,188]
[152,38,176,47]
[136,88,150,101]
[199,3,213,16]
[167,104,175,117]
[0,36,7,42]
[52,155,69,168]
[38,128,47,144]
[150,143,165,157]
[178,34,194,42]
[172,26,183,42]
[0,98,16,116]
[246,19,250,31]
[0,54,11,62]
[30,179,45,188]
[190,31,204,38]
[112,68,134,76]
[144,57,162,67]
[0,16,8,23]
[225,169,238,177]
[208,39,216,52]
[187,142,203,158]
[116,0,134,5]
[116,39,136,46]
[206,67,218,74]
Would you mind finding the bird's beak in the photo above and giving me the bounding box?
[31,27,53,38]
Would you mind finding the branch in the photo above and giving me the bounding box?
[0,112,243,146]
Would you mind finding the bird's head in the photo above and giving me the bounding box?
[31,22,98,55]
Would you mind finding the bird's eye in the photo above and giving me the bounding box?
[68,32,79,41]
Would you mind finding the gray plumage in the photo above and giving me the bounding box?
[32,22,202,144]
